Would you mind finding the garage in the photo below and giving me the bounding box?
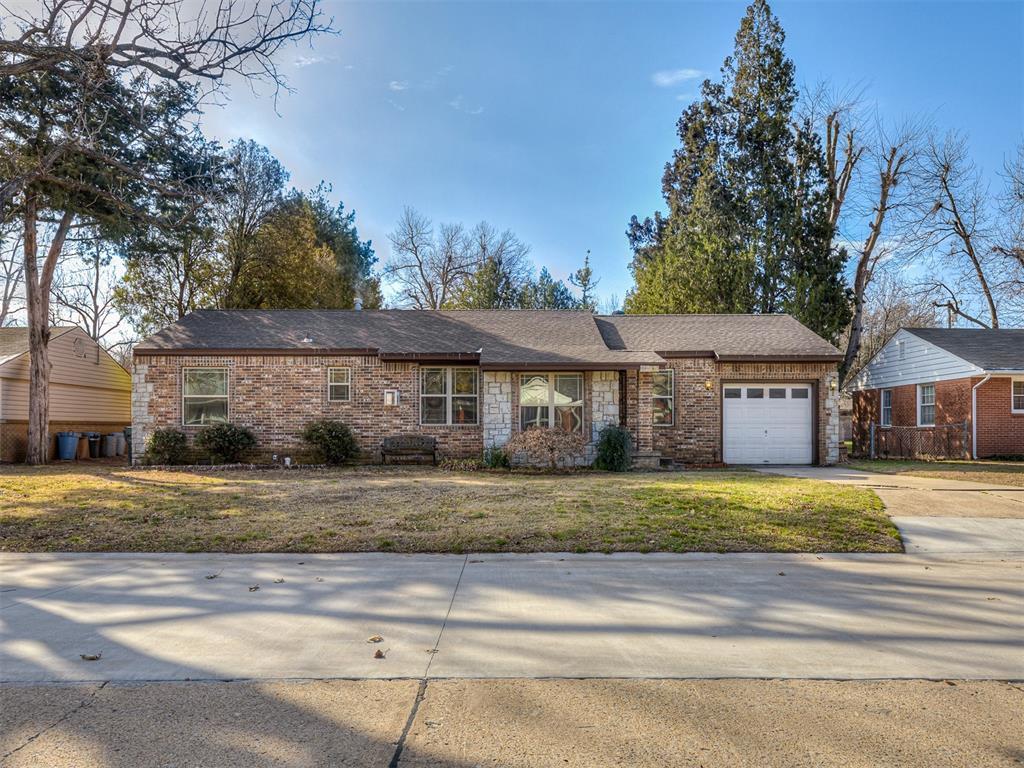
[722,383,814,464]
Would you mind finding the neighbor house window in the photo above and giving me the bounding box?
[881,389,893,426]
[328,368,351,402]
[1013,379,1024,413]
[182,368,228,426]
[917,383,936,426]
[652,370,674,426]
[421,368,478,425]
[519,374,583,433]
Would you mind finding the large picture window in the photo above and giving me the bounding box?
[183,368,228,426]
[917,383,936,426]
[519,374,583,433]
[652,370,674,426]
[420,368,478,425]
[881,389,893,426]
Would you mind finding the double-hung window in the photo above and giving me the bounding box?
[421,368,478,425]
[328,368,351,401]
[917,383,936,426]
[881,389,893,426]
[652,370,674,426]
[1013,379,1024,413]
[519,374,583,433]
[182,368,228,426]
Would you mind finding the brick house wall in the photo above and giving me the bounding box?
[851,375,1022,458]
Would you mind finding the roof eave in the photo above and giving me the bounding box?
[133,346,380,357]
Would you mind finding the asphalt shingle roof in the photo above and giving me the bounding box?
[134,310,842,366]
[904,328,1024,371]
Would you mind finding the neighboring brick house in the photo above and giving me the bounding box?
[0,326,131,462]
[131,310,843,466]
[849,327,1024,459]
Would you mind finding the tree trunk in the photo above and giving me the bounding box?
[23,197,73,465]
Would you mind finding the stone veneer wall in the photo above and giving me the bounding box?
[482,371,513,449]
[589,371,620,443]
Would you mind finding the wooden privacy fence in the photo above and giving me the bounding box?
[869,422,970,460]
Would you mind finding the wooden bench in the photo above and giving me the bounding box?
[381,435,437,465]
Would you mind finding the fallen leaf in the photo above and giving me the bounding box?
[374,648,387,659]
[205,570,222,580]
[249,585,260,592]
[274,578,285,584]
[778,572,786,576]
[315,577,324,582]
[367,635,384,643]
[80,652,102,661]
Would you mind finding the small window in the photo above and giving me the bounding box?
[897,339,906,360]
[328,368,351,402]
[918,383,936,426]
[652,370,674,426]
[881,389,893,426]
[746,388,764,399]
[1013,380,1024,413]
[723,388,741,399]
[791,388,809,399]
[182,368,228,426]
[769,388,787,399]
[421,367,478,425]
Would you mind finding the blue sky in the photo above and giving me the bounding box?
[202,0,1024,308]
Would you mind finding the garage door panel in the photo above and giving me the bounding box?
[723,383,813,465]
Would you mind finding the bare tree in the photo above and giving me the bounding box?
[0,223,23,325]
[50,235,123,344]
[384,208,478,309]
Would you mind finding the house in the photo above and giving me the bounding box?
[131,310,843,466]
[849,327,1024,459]
[0,326,131,462]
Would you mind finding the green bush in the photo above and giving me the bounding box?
[194,423,257,464]
[301,419,358,464]
[483,446,510,469]
[594,424,633,472]
[145,428,188,465]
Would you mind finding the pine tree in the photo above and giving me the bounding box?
[570,251,600,312]
[521,267,578,309]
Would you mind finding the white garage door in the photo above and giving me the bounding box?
[722,383,813,465]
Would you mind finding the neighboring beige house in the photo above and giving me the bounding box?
[0,327,131,462]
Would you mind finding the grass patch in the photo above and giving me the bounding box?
[0,464,899,554]
[847,459,1024,488]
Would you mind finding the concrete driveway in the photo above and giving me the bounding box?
[758,465,1024,555]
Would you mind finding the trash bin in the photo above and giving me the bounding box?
[123,427,132,463]
[77,433,90,460]
[56,432,78,461]
[114,432,126,456]
[102,433,118,458]
[87,432,101,458]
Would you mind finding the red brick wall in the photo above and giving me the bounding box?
[974,376,1024,458]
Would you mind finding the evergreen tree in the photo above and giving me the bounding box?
[570,251,600,312]
[521,268,578,309]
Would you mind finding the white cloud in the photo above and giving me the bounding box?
[448,94,484,115]
[651,68,703,87]
[389,80,409,91]
[293,55,325,69]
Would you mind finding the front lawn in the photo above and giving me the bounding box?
[847,459,1024,488]
[0,464,899,554]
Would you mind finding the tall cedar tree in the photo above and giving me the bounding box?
[626,0,851,341]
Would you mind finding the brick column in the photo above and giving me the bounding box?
[636,367,655,453]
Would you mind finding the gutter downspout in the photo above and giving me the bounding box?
[971,374,992,460]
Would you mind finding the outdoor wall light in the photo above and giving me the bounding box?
[830,378,837,393]
[704,379,713,391]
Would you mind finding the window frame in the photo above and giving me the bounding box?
[419,367,479,426]
[880,388,893,427]
[652,369,674,427]
[518,373,585,434]
[917,383,936,427]
[181,367,229,427]
[1012,377,1024,414]
[327,367,352,402]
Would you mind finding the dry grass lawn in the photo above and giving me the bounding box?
[0,464,899,554]
[847,459,1024,488]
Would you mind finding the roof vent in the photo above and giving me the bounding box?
[301,334,313,344]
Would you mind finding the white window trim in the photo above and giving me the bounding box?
[327,367,352,402]
[917,383,936,427]
[518,373,585,434]
[652,369,674,427]
[182,367,229,427]
[1012,377,1024,414]
[880,388,893,427]
[419,367,479,426]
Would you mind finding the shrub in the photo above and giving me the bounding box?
[483,446,510,469]
[593,424,633,472]
[194,423,257,464]
[505,428,587,470]
[439,457,484,472]
[145,428,188,465]
[301,419,358,465]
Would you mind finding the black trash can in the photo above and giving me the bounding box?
[123,426,133,464]
[87,432,101,458]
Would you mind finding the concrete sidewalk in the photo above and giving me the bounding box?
[3,552,1022,682]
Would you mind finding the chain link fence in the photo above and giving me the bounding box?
[868,422,970,460]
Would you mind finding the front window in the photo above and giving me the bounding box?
[1013,379,1024,413]
[519,374,583,433]
[183,368,228,426]
[328,368,351,402]
[918,383,936,426]
[881,389,893,426]
[421,367,478,425]
[652,370,674,426]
